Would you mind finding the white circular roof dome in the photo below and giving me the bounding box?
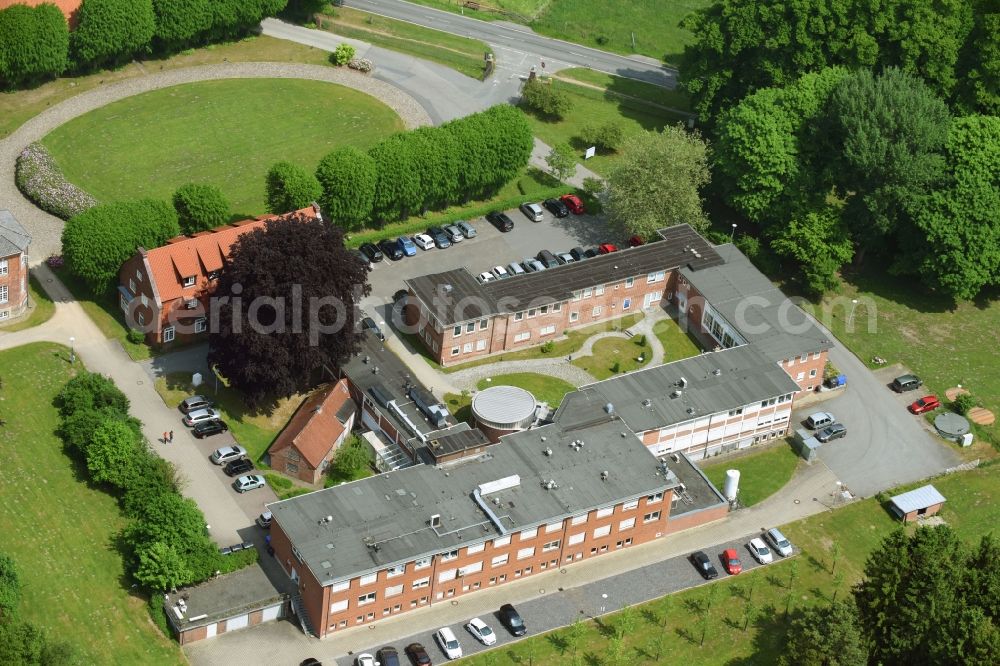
[472,385,537,428]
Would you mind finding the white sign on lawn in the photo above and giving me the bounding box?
[584,146,596,159]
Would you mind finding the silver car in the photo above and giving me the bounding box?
[210,445,247,465]
[443,224,464,243]
[456,220,477,238]
[519,202,544,222]
[522,258,546,272]
[180,395,213,414]
[507,262,526,276]
[233,474,266,493]
[183,407,219,426]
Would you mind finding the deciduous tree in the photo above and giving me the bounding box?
[332,435,371,480]
[520,78,572,119]
[605,126,710,239]
[770,206,854,294]
[85,418,145,489]
[315,147,376,230]
[56,371,130,418]
[579,121,625,152]
[0,4,69,88]
[151,0,212,51]
[265,161,322,214]
[207,214,370,407]
[172,183,229,234]
[545,143,577,182]
[780,600,869,666]
[134,541,194,591]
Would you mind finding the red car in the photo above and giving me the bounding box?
[722,548,742,575]
[628,235,644,247]
[909,395,940,414]
[598,243,618,254]
[560,193,585,215]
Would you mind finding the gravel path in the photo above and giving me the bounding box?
[0,62,432,262]
[447,358,596,391]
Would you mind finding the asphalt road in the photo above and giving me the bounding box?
[343,0,678,88]
[334,531,788,665]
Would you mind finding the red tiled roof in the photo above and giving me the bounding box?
[143,205,320,304]
[0,0,81,24]
[269,379,356,470]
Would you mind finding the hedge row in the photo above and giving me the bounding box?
[15,142,98,220]
[317,104,534,229]
[56,372,256,594]
[0,3,69,89]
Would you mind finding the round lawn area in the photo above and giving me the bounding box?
[476,372,576,408]
[41,78,404,216]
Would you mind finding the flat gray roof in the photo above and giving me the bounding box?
[890,484,946,514]
[555,345,800,433]
[407,225,722,326]
[680,244,832,361]
[0,210,30,258]
[268,419,676,587]
[166,564,284,632]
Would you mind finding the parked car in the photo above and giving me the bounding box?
[486,211,514,232]
[426,226,451,248]
[397,236,417,256]
[180,395,213,414]
[543,197,569,217]
[376,647,401,666]
[765,528,794,557]
[891,374,922,392]
[413,233,436,251]
[455,220,477,238]
[478,271,495,284]
[522,257,545,273]
[378,238,404,260]
[359,242,384,263]
[443,224,464,243]
[255,510,272,528]
[690,550,719,579]
[362,316,385,342]
[356,654,376,666]
[583,248,600,258]
[816,422,847,443]
[507,262,526,276]
[233,474,267,493]
[555,252,575,265]
[560,193,585,214]
[498,603,526,636]
[434,627,462,660]
[598,243,618,254]
[570,246,587,262]
[301,659,322,666]
[805,411,835,429]
[628,235,644,247]
[193,419,229,439]
[183,407,220,427]
[405,642,432,665]
[352,248,371,270]
[465,617,496,646]
[226,457,255,477]
[722,548,743,575]
[491,265,510,280]
[536,249,559,269]
[748,537,773,564]
[519,202,544,222]
[210,445,247,465]
[909,395,941,414]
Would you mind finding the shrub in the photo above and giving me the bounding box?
[581,176,605,197]
[71,0,156,69]
[347,57,373,73]
[126,327,146,345]
[611,360,621,373]
[330,42,355,66]
[15,143,98,220]
[520,78,573,119]
[217,545,259,574]
[952,392,977,415]
[265,161,322,214]
[315,147,376,229]
[579,121,625,152]
[151,0,213,52]
[56,371,130,418]
[541,340,555,354]
[172,183,229,234]
[0,3,69,88]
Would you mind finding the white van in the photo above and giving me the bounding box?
[765,528,793,557]
[805,411,835,429]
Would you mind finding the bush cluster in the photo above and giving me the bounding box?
[0,3,69,89]
[316,104,533,229]
[55,372,251,593]
[330,42,356,66]
[347,57,374,73]
[520,78,573,119]
[15,143,98,220]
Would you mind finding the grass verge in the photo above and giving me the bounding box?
[0,35,332,140]
[699,442,801,507]
[652,316,703,363]
[318,6,491,79]
[461,463,999,664]
[571,333,651,380]
[0,342,185,664]
[0,273,55,331]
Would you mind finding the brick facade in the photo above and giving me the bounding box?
[0,250,29,322]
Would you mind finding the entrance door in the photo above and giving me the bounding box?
[205,623,217,638]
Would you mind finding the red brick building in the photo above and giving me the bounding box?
[117,205,321,346]
[267,379,357,485]
[267,418,728,638]
[0,211,30,323]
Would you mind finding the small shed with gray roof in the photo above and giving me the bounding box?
[889,484,946,523]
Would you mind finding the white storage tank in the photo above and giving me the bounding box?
[723,469,740,502]
[472,385,537,442]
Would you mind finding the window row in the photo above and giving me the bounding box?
[453,319,490,337]
[513,303,562,321]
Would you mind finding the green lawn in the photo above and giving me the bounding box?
[571,334,652,380]
[555,67,693,111]
[0,273,55,332]
[154,371,306,463]
[476,372,577,407]
[0,343,185,665]
[461,463,1000,664]
[318,6,492,79]
[523,77,689,176]
[652,316,703,363]
[820,269,1000,454]
[42,78,404,217]
[699,442,801,507]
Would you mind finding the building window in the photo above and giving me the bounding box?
[493,536,511,548]
[515,312,524,321]
[619,518,635,531]
[796,372,805,381]
[476,339,487,351]
[412,577,429,589]
[0,284,7,304]
[466,322,475,333]
[467,543,485,555]
[622,298,631,310]
[453,325,461,337]
[451,347,459,356]
[360,572,378,586]
[182,276,195,288]
[135,269,142,281]
[195,318,207,334]
[625,277,634,288]
[800,353,808,363]
[514,331,530,342]
[568,532,585,546]
[542,540,560,552]
[386,564,406,577]
[545,521,562,533]
[570,311,579,322]
[595,507,614,519]
[517,547,535,560]
[520,527,538,540]
[385,584,403,598]
[643,511,661,523]
[330,599,348,613]
[480,319,488,330]
[622,499,639,511]
[140,294,149,307]
[458,562,482,576]
[441,549,459,562]
[414,557,431,570]
[593,525,611,538]
[583,287,593,298]
[540,325,556,336]
[571,513,588,525]
[128,278,136,293]
[463,342,473,353]
[491,553,509,567]
[572,291,582,301]
[527,308,536,318]
[554,303,562,312]
[728,407,744,417]
[647,492,663,503]
[357,592,376,606]
[331,580,350,593]
[809,369,817,378]
[286,462,299,474]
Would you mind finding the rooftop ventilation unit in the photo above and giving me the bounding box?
[600,471,609,481]
[670,390,682,399]
[679,377,688,388]
[713,368,722,376]
[544,448,553,456]
[430,514,441,528]
[478,475,521,496]
[671,453,681,463]
[686,407,695,415]
[605,403,615,415]
[642,399,652,407]
[542,479,558,490]
[442,284,453,295]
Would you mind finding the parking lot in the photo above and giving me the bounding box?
[332,532,790,666]
[359,205,616,322]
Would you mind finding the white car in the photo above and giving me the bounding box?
[183,407,219,426]
[210,445,247,465]
[413,233,435,250]
[748,537,773,564]
[491,265,510,280]
[232,474,267,493]
[355,654,376,666]
[465,617,496,646]
[507,262,526,276]
[478,271,495,284]
[435,626,463,659]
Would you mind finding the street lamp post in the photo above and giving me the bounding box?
[730,223,737,242]
[847,299,859,327]
[599,593,608,614]
[69,336,75,364]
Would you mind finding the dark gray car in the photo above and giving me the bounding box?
[816,423,848,442]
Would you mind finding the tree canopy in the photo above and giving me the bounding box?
[780,600,869,666]
[315,147,377,230]
[172,183,229,234]
[265,161,322,215]
[0,3,68,88]
[71,0,156,69]
[207,213,370,408]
